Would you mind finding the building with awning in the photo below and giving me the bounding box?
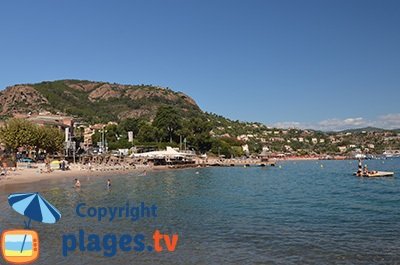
[130,147,195,165]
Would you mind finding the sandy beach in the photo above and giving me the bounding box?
[0,164,151,187]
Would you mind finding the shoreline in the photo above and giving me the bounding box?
[0,163,209,188]
[0,157,358,188]
[0,165,154,188]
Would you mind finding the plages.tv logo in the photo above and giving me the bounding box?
[62,202,180,257]
[1,192,61,264]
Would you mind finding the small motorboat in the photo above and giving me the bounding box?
[353,171,395,177]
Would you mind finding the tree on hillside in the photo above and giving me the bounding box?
[118,118,141,136]
[136,123,160,143]
[188,116,212,134]
[211,139,233,158]
[184,116,213,153]
[153,106,182,143]
[191,132,213,153]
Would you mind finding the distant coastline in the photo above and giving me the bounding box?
[0,155,357,187]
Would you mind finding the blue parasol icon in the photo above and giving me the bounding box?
[8,192,61,229]
[8,192,61,253]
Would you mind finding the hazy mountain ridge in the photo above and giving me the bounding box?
[338,127,388,133]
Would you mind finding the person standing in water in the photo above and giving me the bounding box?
[357,159,363,176]
[107,179,111,189]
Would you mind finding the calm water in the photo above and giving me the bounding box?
[0,160,399,264]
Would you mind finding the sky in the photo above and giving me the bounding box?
[0,0,399,130]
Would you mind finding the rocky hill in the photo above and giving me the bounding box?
[0,80,200,122]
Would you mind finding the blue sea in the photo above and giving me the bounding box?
[0,159,399,264]
[5,242,33,251]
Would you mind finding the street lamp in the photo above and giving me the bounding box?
[101,128,107,153]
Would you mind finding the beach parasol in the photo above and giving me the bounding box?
[8,192,61,253]
[50,160,61,170]
[8,192,61,228]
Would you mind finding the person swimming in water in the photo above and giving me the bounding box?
[74,178,81,188]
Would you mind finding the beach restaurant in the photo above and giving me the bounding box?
[130,147,195,166]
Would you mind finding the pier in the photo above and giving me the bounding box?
[195,158,276,167]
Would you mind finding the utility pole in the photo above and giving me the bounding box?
[72,141,76,164]
[101,128,105,153]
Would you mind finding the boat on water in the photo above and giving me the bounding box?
[353,171,395,177]
[383,150,400,159]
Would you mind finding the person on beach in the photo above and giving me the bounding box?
[45,160,51,173]
[74,178,81,188]
[107,179,111,190]
[1,162,7,176]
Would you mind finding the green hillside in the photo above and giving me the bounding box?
[30,80,201,123]
[1,79,399,156]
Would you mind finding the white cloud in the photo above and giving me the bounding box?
[317,117,369,131]
[376,113,400,129]
[272,121,303,129]
[272,113,400,131]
